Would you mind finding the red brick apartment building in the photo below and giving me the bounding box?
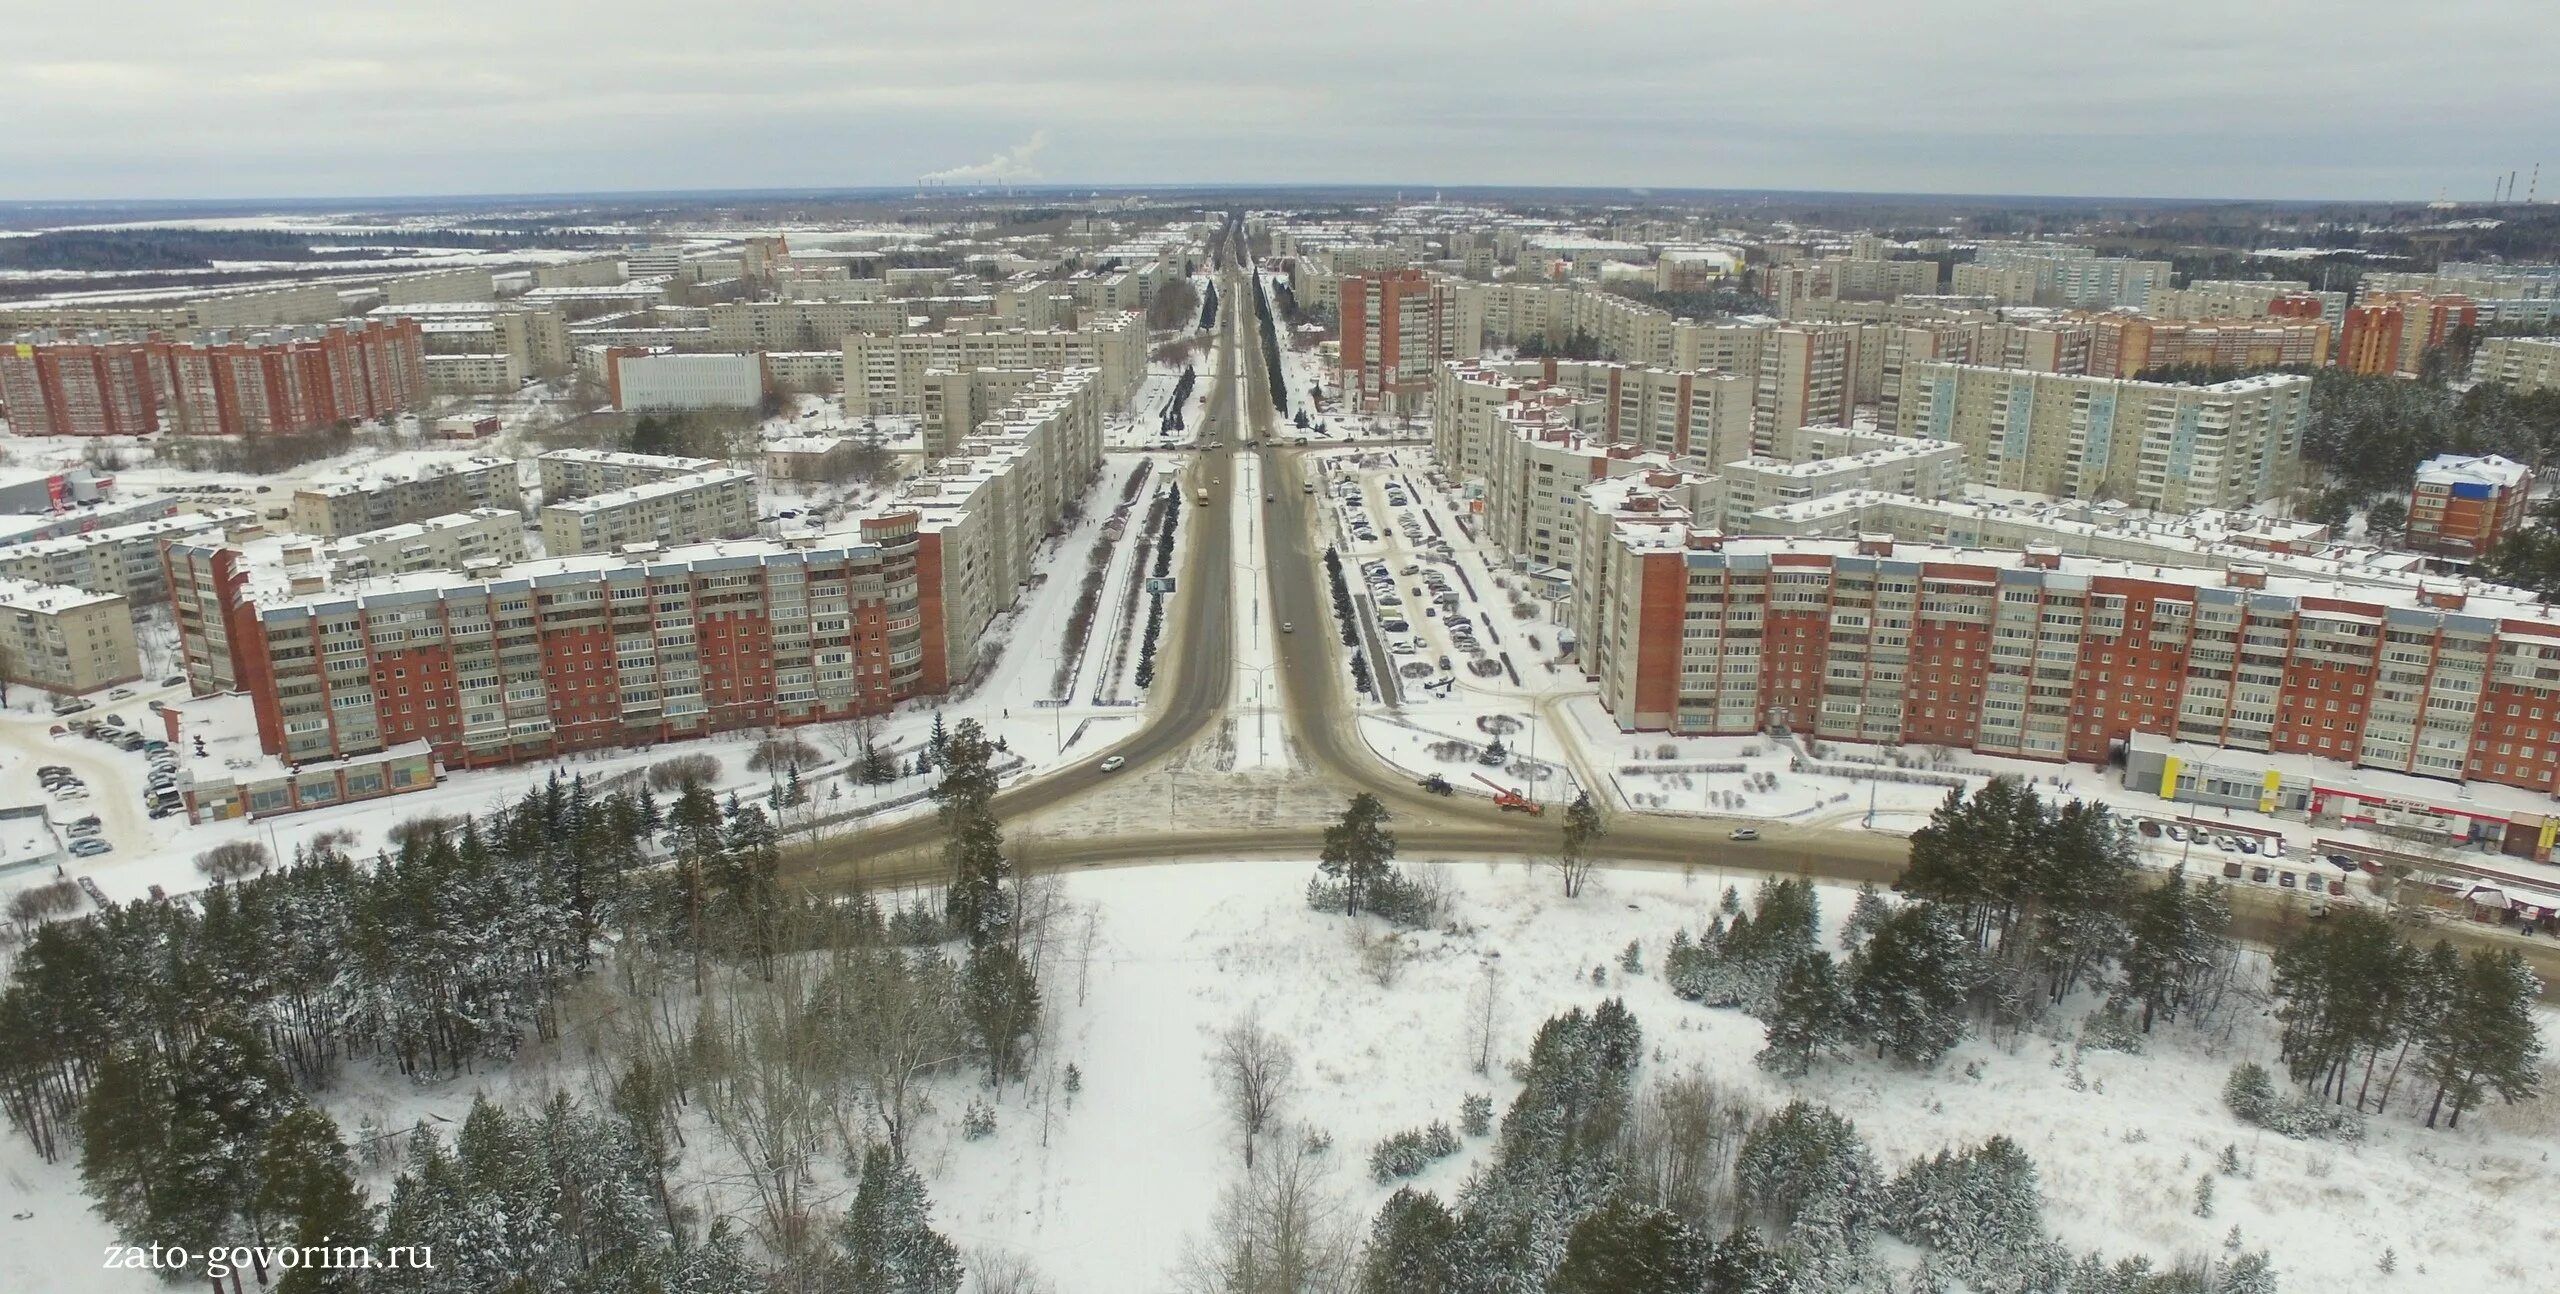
[0,319,426,437]
[1338,269,1457,412]
[1576,528,2560,802]
[2407,453,2533,561]
[2336,292,2476,378]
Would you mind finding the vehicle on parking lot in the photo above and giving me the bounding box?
[109,687,134,699]
[1729,828,1760,842]
[70,839,113,858]
[2136,819,2161,837]
[162,674,186,688]
[1099,756,1127,772]
[67,822,103,840]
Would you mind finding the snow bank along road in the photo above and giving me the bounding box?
[780,232,2560,991]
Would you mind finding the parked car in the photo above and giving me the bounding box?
[70,838,113,858]
[162,674,186,688]
[108,687,134,700]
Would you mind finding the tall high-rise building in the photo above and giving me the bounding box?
[2337,292,2476,378]
[0,337,159,437]
[1338,269,1458,412]
[1750,325,1855,453]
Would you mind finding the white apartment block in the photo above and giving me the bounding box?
[0,508,254,604]
[424,351,527,394]
[1719,428,1967,529]
[0,578,140,695]
[1897,363,2309,512]
[2150,280,2347,330]
[294,509,530,582]
[613,353,766,412]
[292,457,526,539]
[539,449,721,503]
[540,469,761,556]
[841,315,1143,423]
[1431,359,1747,487]
[709,299,902,350]
[2473,336,2560,395]
[1750,326,1856,453]
[1480,403,1691,573]
[1956,250,2173,309]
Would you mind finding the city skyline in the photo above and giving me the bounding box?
[5,0,2556,203]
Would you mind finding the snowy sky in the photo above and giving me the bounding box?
[4,1,2554,202]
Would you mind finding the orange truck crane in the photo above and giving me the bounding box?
[1471,772,1545,816]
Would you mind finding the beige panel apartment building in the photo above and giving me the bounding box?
[2473,336,2560,395]
[841,315,1142,422]
[0,508,254,603]
[540,469,761,556]
[1898,362,2309,511]
[291,457,526,538]
[0,579,140,695]
[301,509,530,581]
[538,449,721,502]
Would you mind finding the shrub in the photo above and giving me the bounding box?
[7,879,81,927]
[2223,1062,2364,1143]
[385,815,458,849]
[2080,1003,2145,1055]
[962,1099,997,1141]
[1460,1094,1492,1137]
[746,736,819,773]
[647,753,722,792]
[194,840,271,882]
[1368,1121,1462,1183]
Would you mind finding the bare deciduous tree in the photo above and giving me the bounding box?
[1465,961,1503,1077]
[1215,1014,1297,1169]
[968,1247,1059,1294]
[1174,1134,1357,1294]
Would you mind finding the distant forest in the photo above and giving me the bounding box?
[0,227,604,272]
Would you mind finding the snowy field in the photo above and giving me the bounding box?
[16,861,2544,1292]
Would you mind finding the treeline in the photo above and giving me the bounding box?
[10,722,1052,1290]
[1345,1001,2281,1294]
[2301,367,2560,500]
[1253,273,1289,413]
[0,775,673,1162]
[0,227,595,272]
[1674,780,2246,1082]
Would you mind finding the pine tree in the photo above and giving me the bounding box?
[1557,792,1605,898]
[1849,902,1976,1066]
[935,719,1013,944]
[1550,1196,1707,1293]
[2120,865,2229,1032]
[963,943,1041,1086]
[255,1106,376,1294]
[838,1144,963,1294]
[1756,950,1851,1077]
[1736,1101,1881,1270]
[78,1046,171,1239]
[1840,883,1890,952]
[1359,1188,1458,1294]
[1317,793,1399,918]
[2422,947,2546,1128]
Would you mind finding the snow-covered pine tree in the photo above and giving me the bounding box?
[1358,1187,1458,1294]
[2421,945,2546,1129]
[1549,1195,1708,1293]
[1840,882,1890,952]
[1849,902,1978,1066]
[837,1144,963,1294]
[1756,950,1851,1077]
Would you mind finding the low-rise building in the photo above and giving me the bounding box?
[1718,428,1966,528]
[302,509,530,581]
[538,449,720,502]
[766,436,859,481]
[540,469,760,556]
[609,352,767,412]
[291,456,524,538]
[0,508,254,603]
[0,578,140,695]
[2408,453,2534,561]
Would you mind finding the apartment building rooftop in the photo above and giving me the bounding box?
[0,575,119,613]
[539,448,720,473]
[0,507,253,562]
[300,454,516,500]
[2415,452,2532,489]
[542,468,756,516]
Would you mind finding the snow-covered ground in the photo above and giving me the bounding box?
[918,862,2560,1292]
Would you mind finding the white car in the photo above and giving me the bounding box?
[1099,756,1127,772]
[1728,828,1760,842]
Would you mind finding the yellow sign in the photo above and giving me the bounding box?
[2159,754,2181,801]
[2259,769,2282,815]
[2540,817,2557,856]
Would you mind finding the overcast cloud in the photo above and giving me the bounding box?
[3,1,2554,202]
